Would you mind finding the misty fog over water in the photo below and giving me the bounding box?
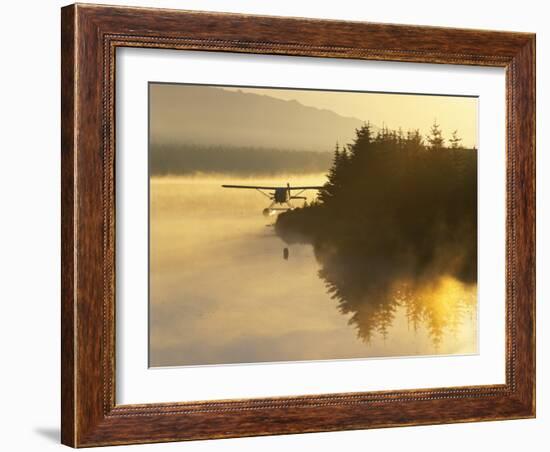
[149,174,477,367]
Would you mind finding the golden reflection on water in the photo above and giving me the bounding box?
[149,175,477,367]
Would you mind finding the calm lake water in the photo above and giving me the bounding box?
[149,174,477,367]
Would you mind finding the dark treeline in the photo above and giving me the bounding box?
[150,143,332,176]
[275,122,477,345]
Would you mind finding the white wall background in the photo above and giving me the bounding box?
[0,1,546,450]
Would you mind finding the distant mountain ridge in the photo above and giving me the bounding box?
[150,84,370,152]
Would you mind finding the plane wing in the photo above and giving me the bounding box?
[221,185,280,190]
[221,185,324,190]
[287,186,324,190]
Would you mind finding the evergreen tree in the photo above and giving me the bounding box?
[320,142,344,203]
[449,129,463,149]
[349,122,373,157]
[426,120,445,149]
[406,129,424,149]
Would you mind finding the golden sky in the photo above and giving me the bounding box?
[223,86,478,148]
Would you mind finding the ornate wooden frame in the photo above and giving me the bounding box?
[61,3,536,447]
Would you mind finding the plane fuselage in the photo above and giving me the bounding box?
[273,187,290,203]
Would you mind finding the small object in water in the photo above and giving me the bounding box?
[283,247,289,260]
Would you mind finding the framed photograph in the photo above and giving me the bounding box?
[61,3,535,447]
